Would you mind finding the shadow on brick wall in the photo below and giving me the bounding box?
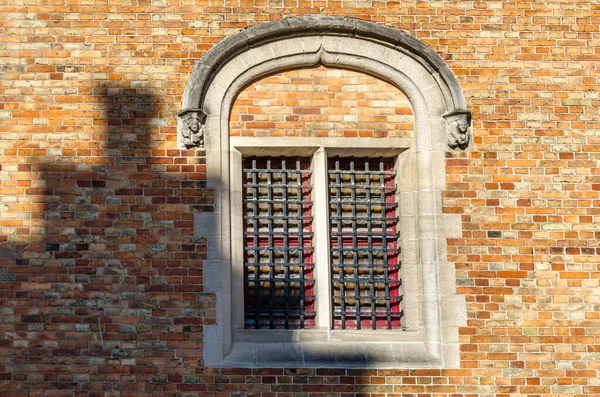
[1,81,215,392]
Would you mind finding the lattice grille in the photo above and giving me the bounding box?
[243,157,315,329]
[329,157,402,330]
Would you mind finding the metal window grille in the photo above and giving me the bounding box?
[329,157,402,330]
[243,157,315,329]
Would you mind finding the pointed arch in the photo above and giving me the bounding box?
[178,16,471,151]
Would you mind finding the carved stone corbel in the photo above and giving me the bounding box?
[443,109,472,150]
[177,108,207,149]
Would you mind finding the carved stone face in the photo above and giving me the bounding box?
[456,121,469,145]
[184,117,201,135]
[447,118,471,150]
[180,113,204,148]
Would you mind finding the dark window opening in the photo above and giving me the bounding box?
[242,155,401,331]
[243,157,315,329]
[329,157,402,330]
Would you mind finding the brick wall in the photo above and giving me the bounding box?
[1,1,600,395]
[231,67,413,138]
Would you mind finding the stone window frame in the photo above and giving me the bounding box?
[182,16,470,368]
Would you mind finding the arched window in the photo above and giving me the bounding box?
[181,16,470,368]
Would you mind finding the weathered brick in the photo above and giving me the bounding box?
[1,1,599,394]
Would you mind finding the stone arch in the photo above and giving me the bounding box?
[177,16,471,152]
[184,16,469,368]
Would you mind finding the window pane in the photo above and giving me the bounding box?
[329,157,402,330]
[243,157,315,329]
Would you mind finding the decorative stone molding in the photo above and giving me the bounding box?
[178,15,472,152]
[444,109,472,150]
[177,108,206,149]
[182,16,469,368]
